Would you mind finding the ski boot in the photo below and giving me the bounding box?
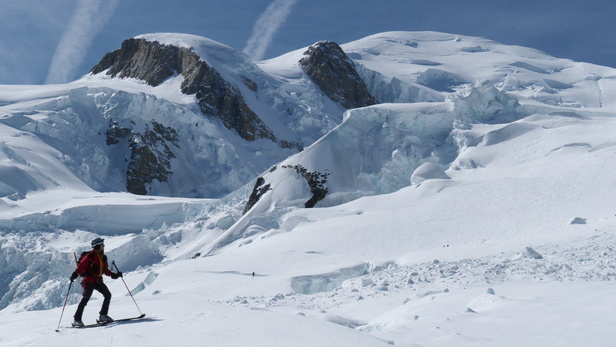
[72,319,85,328]
[97,314,114,324]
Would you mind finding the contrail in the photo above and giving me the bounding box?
[45,0,119,84]
[243,0,299,61]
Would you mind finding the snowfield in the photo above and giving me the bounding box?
[2,31,616,346]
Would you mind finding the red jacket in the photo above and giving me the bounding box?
[75,249,113,286]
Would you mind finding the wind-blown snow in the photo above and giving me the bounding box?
[3,31,616,346]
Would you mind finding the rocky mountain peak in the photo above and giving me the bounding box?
[299,41,377,109]
[90,38,275,142]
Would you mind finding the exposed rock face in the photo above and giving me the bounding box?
[299,41,377,109]
[105,120,180,195]
[130,122,179,195]
[180,59,275,142]
[243,176,271,214]
[91,38,180,86]
[282,164,329,208]
[91,38,275,142]
[106,120,131,145]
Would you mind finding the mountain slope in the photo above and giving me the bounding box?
[0,33,371,202]
[2,31,616,346]
[343,31,616,109]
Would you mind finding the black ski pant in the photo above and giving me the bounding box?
[74,281,112,321]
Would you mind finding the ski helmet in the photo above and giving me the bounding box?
[91,237,105,247]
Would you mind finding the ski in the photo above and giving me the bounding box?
[68,313,146,329]
[108,313,146,323]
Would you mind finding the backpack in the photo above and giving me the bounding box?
[77,251,90,264]
[75,251,95,277]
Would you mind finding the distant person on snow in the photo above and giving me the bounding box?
[70,237,122,327]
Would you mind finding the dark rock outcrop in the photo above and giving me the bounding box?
[242,176,271,214]
[126,122,179,195]
[105,120,131,145]
[91,38,275,142]
[299,41,377,109]
[105,120,180,195]
[282,164,329,208]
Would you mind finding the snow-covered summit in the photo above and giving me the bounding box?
[344,31,616,109]
[135,32,234,52]
[135,33,251,71]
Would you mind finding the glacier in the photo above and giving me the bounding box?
[2,31,616,346]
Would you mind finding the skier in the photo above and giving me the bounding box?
[70,237,122,327]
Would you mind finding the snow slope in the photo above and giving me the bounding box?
[2,31,616,346]
[342,31,616,109]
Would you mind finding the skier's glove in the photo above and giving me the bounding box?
[70,272,78,282]
[111,272,122,279]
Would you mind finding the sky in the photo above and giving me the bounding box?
[1,0,615,85]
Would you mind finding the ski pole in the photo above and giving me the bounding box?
[55,280,73,332]
[112,261,142,315]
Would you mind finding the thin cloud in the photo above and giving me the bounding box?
[45,0,119,84]
[243,0,299,61]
